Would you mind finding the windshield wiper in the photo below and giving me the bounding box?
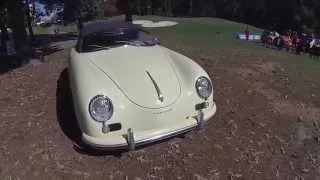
[85,44,111,52]
[115,40,145,47]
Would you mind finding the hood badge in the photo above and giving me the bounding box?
[146,71,164,102]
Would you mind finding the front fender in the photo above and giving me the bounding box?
[69,48,128,137]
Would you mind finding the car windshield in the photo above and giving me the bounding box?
[79,28,159,52]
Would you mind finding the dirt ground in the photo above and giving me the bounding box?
[0,47,320,180]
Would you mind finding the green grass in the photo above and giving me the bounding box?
[33,26,47,34]
[33,24,77,35]
[145,16,319,62]
[149,18,261,50]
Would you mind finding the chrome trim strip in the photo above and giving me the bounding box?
[135,124,196,146]
[146,71,164,102]
[82,102,216,151]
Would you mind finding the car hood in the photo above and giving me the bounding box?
[87,45,181,109]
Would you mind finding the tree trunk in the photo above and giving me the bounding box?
[124,0,133,22]
[7,0,28,54]
[163,0,168,16]
[0,19,8,55]
[162,0,166,16]
[168,0,172,16]
[137,0,141,15]
[189,0,193,16]
[77,18,83,31]
[25,0,35,42]
[0,4,8,55]
[200,0,205,17]
[165,0,172,17]
[150,0,154,15]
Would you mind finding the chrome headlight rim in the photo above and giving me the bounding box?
[195,76,213,100]
[89,95,113,122]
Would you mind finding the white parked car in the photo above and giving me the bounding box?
[68,20,217,150]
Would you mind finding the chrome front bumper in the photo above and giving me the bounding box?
[82,123,199,151]
[82,102,216,151]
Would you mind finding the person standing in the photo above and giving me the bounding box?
[296,32,303,55]
[292,31,298,49]
[309,32,316,58]
[245,25,250,41]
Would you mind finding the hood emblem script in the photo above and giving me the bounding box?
[146,71,164,102]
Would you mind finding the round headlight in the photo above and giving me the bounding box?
[89,95,113,122]
[196,76,213,100]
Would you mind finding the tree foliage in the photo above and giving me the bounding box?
[34,0,320,33]
[128,0,320,33]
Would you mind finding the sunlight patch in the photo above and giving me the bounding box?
[133,20,178,28]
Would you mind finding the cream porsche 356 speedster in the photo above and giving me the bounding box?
[68,20,217,150]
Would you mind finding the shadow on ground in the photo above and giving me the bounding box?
[0,55,27,74]
[56,68,124,157]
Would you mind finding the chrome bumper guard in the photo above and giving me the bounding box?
[194,101,208,129]
[127,128,136,151]
[194,109,204,129]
